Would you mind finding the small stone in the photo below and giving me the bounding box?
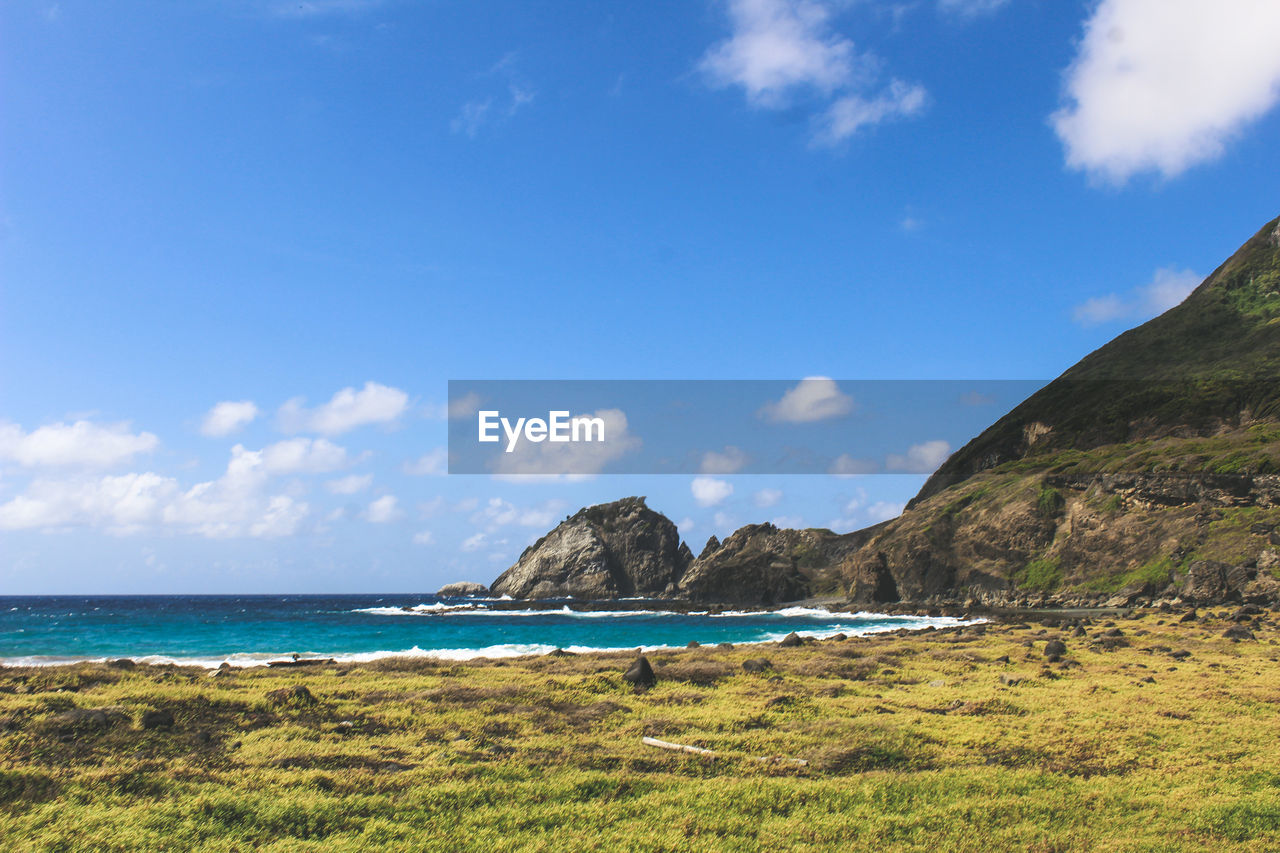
[778,632,803,648]
[742,658,774,673]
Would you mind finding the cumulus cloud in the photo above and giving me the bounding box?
[260,438,349,474]
[753,487,783,508]
[1072,267,1201,326]
[412,530,436,545]
[700,446,748,474]
[471,497,566,532]
[460,532,488,552]
[200,401,259,437]
[760,377,853,423]
[0,472,178,534]
[365,495,402,524]
[489,408,641,477]
[0,420,158,468]
[162,445,309,538]
[886,440,951,474]
[698,0,927,144]
[278,381,409,435]
[404,447,447,476]
[692,476,734,507]
[1,444,313,537]
[1052,0,1280,183]
[326,473,373,495]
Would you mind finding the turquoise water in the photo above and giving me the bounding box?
[0,595,966,667]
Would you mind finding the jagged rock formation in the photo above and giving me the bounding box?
[679,523,880,604]
[844,214,1280,607]
[490,497,691,599]
[435,581,489,597]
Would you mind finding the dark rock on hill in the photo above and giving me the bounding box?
[843,214,1280,608]
[679,523,880,604]
[490,497,691,599]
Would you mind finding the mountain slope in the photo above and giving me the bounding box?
[844,214,1280,607]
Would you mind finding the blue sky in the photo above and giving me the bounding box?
[3,0,1280,593]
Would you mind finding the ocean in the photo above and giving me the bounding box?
[0,594,967,667]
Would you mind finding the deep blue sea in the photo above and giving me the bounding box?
[0,595,966,667]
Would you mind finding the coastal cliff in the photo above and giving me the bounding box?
[489,496,692,599]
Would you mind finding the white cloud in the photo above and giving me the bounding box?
[0,472,177,534]
[886,439,951,474]
[938,0,1010,17]
[699,0,927,144]
[0,420,158,468]
[278,381,409,435]
[447,392,482,420]
[451,99,492,137]
[753,487,783,508]
[200,401,259,437]
[489,408,641,476]
[692,476,734,507]
[461,532,488,552]
[0,444,313,537]
[261,437,349,474]
[829,454,877,476]
[413,530,436,545]
[771,514,804,528]
[713,511,737,530]
[365,495,402,524]
[404,447,447,476]
[163,445,309,538]
[700,0,857,106]
[471,497,565,532]
[813,81,927,147]
[677,516,696,534]
[700,446,748,474]
[866,500,904,522]
[760,377,853,423]
[326,473,373,494]
[1072,266,1201,326]
[1052,0,1280,183]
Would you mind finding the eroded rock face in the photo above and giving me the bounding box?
[490,497,691,599]
[435,582,490,597]
[679,524,868,604]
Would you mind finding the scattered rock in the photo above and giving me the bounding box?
[623,656,656,688]
[1044,639,1067,661]
[778,632,803,648]
[1170,650,1192,660]
[742,658,774,673]
[994,655,1011,664]
[686,640,700,649]
[1000,673,1023,686]
[266,685,317,707]
[1179,609,1198,623]
[141,710,174,730]
[1223,624,1256,641]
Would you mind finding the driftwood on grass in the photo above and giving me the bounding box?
[641,736,808,766]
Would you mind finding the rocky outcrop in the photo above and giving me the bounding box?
[679,524,877,604]
[435,581,490,597]
[490,497,691,599]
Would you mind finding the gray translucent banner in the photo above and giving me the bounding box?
[446,379,1048,475]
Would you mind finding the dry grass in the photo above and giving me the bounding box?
[3,609,1280,850]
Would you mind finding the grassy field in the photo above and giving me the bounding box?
[3,609,1280,851]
